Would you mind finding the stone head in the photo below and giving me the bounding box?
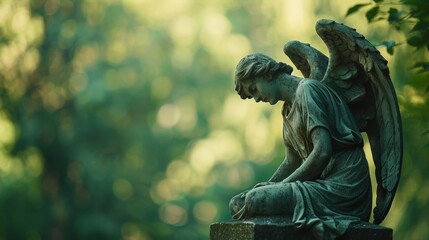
[234,53,293,100]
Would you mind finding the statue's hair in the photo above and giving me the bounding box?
[234,53,293,99]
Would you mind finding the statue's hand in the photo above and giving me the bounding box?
[253,181,275,188]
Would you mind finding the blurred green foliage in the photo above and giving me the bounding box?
[0,0,428,239]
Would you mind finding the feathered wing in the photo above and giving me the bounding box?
[283,40,328,80]
[315,19,403,224]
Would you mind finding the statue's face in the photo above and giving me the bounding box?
[242,77,281,105]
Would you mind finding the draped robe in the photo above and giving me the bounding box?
[282,79,372,239]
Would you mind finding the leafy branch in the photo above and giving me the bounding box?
[346,0,429,66]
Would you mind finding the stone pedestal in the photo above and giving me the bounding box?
[210,217,392,240]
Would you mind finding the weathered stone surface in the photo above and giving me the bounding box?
[229,20,403,238]
[210,217,392,240]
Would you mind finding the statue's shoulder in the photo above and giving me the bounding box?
[296,79,324,96]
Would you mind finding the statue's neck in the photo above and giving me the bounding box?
[277,73,302,105]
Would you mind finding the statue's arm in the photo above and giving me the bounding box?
[282,127,332,183]
[268,146,301,182]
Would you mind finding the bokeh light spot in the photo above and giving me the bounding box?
[189,140,216,173]
[157,104,181,129]
[193,201,218,223]
[159,204,188,226]
[0,112,16,146]
[176,98,197,132]
[24,147,43,177]
[121,222,150,240]
[61,20,77,39]
[113,179,134,201]
[106,41,127,64]
[155,179,180,201]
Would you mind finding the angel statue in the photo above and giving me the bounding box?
[229,19,402,239]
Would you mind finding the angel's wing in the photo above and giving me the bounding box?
[283,40,328,80]
[316,19,403,224]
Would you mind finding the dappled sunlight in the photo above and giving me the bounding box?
[280,1,314,40]
[0,0,426,239]
[169,15,197,69]
[60,19,77,39]
[153,98,283,214]
[243,107,278,163]
[20,147,44,178]
[169,16,196,42]
[152,178,182,203]
[0,112,42,179]
[0,113,22,178]
[222,95,251,126]
[222,34,252,67]
[191,7,251,69]
[157,104,181,129]
[113,178,134,201]
[0,1,43,101]
[21,48,40,74]
[121,222,150,240]
[0,44,22,69]
[175,98,198,133]
[187,129,245,174]
[189,140,217,174]
[402,85,426,106]
[207,130,244,163]
[222,96,284,163]
[106,41,127,65]
[0,152,22,177]
[216,163,255,189]
[74,45,98,68]
[199,9,232,52]
[193,200,218,224]
[159,203,188,226]
[81,1,105,26]
[166,160,193,186]
[138,0,192,26]
[0,113,15,147]
[39,82,67,112]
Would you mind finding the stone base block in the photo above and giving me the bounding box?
[210,217,392,240]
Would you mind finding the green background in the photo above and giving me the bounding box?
[0,0,428,239]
